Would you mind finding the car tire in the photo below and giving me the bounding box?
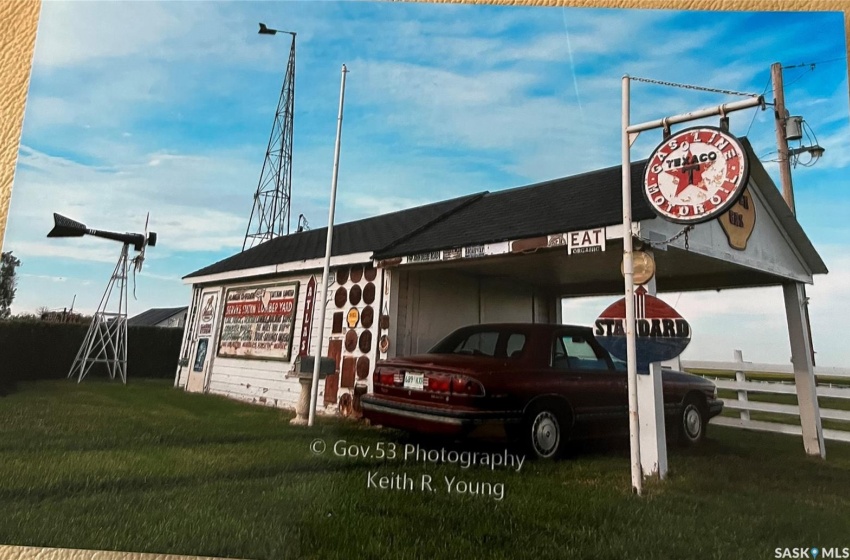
[525,406,566,459]
[678,396,707,446]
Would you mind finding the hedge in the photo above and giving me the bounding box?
[0,319,182,384]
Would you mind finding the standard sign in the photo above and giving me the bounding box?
[568,228,605,255]
[594,286,691,372]
[643,125,749,224]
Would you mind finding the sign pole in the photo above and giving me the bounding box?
[621,75,643,495]
[620,78,761,493]
[308,64,348,427]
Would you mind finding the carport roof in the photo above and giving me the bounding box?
[373,160,654,259]
[184,192,483,279]
[185,139,826,283]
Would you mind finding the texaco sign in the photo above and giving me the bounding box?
[643,126,749,224]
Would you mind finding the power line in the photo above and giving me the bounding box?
[746,75,773,137]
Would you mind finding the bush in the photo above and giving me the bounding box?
[0,319,182,384]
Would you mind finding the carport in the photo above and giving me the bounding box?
[372,138,827,463]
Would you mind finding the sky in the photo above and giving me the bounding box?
[3,2,849,366]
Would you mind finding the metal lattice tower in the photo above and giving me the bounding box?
[69,244,130,383]
[243,31,296,250]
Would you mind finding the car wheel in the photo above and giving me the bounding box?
[678,396,707,446]
[526,407,565,459]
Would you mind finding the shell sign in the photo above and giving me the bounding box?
[595,287,691,372]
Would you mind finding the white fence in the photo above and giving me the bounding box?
[680,351,850,444]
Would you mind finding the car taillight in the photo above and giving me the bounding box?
[423,373,483,396]
[451,376,484,396]
[375,368,400,386]
[425,373,451,392]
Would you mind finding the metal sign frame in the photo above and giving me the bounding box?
[621,75,764,494]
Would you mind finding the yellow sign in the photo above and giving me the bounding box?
[347,307,360,328]
[718,188,756,250]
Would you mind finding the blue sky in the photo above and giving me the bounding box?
[4,2,849,366]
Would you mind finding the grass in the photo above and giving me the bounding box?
[2,380,850,560]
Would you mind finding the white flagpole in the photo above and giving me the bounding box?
[622,75,642,495]
[308,64,348,427]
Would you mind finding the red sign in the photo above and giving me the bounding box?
[224,298,294,317]
[299,276,317,357]
[594,287,691,371]
[218,282,299,361]
[643,126,749,224]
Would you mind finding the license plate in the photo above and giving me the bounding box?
[403,372,424,390]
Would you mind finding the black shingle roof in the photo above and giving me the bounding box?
[186,162,654,279]
[184,192,484,279]
[128,307,188,327]
[374,160,653,259]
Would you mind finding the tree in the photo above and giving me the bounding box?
[0,251,22,319]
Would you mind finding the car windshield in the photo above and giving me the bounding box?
[429,328,527,359]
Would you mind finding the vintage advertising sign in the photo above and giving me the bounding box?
[594,286,691,371]
[643,125,749,224]
[193,338,209,372]
[718,187,756,250]
[197,291,219,336]
[218,281,300,361]
[298,276,317,357]
[347,307,360,328]
[568,228,606,255]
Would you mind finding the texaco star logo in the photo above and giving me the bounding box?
[643,126,749,224]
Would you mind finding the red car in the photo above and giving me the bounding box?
[361,323,723,459]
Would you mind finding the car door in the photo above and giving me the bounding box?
[552,331,626,436]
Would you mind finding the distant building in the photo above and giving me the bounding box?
[128,307,188,328]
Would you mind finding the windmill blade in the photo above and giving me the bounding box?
[135,213,151,272]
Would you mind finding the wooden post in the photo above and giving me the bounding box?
[783,282,825,458]
[636,267,668,480]
[734,349,750,422]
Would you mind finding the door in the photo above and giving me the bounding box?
[552,331,626,434]
[186,290,221,393]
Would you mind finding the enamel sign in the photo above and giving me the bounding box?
[298,276,317,357]
[595,287,691,372]
[643,126,749,224]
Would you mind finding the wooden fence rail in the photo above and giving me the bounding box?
[680,350,850,444]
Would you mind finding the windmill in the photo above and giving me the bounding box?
[47,213,157,383]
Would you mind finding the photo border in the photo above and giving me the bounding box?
[1,1,848,559]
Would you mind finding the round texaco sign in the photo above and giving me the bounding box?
[643,126,749,224]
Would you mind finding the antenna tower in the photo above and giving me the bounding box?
[47,213,156,383]
[243,30,296,250]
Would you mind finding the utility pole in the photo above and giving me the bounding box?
[771,62,796,212]
[771,61,815,366]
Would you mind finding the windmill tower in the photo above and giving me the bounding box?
[243,24,297,251]
[47,213,157,383]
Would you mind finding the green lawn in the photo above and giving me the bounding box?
[1,380,849,560]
